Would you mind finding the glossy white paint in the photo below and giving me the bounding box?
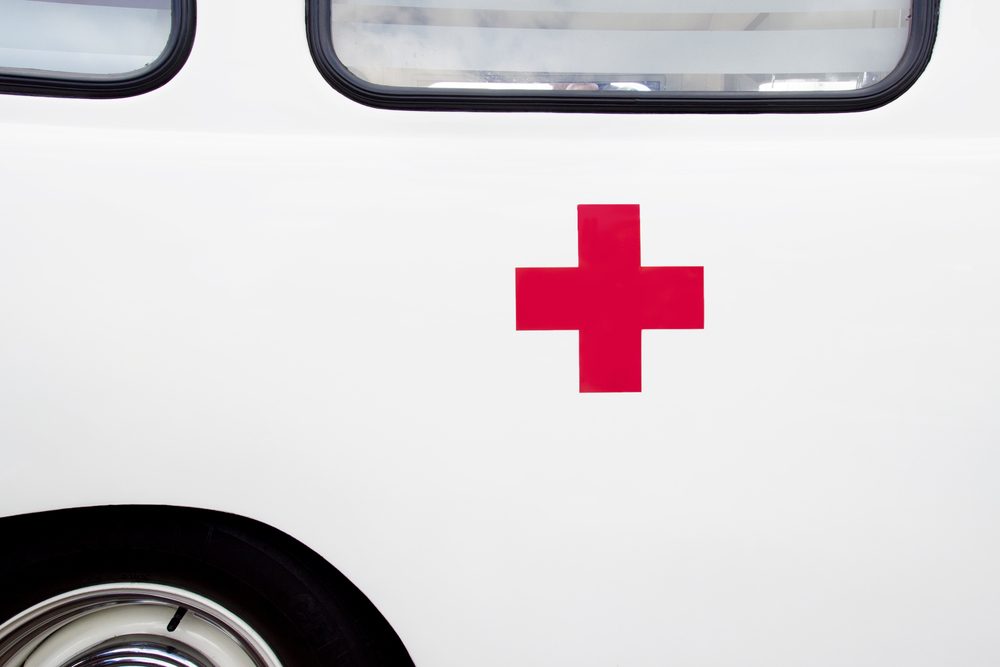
[1,2,998,666]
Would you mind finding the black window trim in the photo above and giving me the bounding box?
[306,0,939,114]
[0,0,196,99]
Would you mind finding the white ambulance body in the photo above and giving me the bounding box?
[0,1,997,665]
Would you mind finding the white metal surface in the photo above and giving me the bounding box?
[0,2,998,666]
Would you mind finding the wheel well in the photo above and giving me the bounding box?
[0,505,414,666]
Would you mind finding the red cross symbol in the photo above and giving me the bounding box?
[516,205,704,393]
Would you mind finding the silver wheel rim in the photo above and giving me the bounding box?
[0,584,282,667]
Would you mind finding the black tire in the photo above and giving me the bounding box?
[0,505,414,667]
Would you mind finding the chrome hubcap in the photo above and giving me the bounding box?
[64,640,206,667]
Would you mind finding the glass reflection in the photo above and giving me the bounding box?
[0,0,172,77]
[329,0,912,93]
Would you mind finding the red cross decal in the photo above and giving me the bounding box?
[516,205,704,393]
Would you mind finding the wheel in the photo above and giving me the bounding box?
[0,507,413,667]
[0,583,281,666]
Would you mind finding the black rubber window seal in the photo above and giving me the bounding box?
[306,0,939,114]
[0,0,196,99]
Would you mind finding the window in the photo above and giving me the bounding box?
[0,0,195,98]
[307,0,939,112]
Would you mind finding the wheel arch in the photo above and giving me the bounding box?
[0,504,414,667]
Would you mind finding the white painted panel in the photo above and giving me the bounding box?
[1,2,997,667]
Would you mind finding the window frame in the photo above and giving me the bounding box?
[306,0,939,113]
[0,0,196,99]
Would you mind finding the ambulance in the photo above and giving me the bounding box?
[2,0,995,665]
